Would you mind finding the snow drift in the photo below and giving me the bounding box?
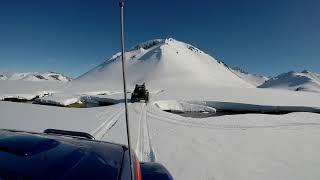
[77,38,253,88]
[154,100,216,113]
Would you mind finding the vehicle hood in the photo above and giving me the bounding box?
[0,130,125,180]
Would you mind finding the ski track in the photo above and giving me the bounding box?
[91,107,124,140]
[135,103,156,162]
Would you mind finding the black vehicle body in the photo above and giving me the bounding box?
[131,83,149,103]
[0,129,173,180]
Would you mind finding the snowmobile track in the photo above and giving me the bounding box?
[136,103,156,162]
[91,107,124,140]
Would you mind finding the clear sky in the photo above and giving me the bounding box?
[0,0,319,77]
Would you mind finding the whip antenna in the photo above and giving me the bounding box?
[119,1,135,180]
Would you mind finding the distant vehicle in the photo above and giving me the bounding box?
[131,83,150,103]
[0,129,173,180]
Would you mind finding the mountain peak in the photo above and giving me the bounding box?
[77,38,252,88]
[129,38,205,55]
[301,70,310,74]
[130,39,165,51]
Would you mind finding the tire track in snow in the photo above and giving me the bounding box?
[92,107,121,133]
[135,103,156,162]
[92,107,124,140]
[135,104,144,159]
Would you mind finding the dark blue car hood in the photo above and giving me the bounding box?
[0,130,125,180]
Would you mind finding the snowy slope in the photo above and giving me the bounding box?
[2,74,320,179]
[77,38,253,88]
[0,72,72,82]
[259,70,320,92]
[2,99,320,180]
[229,67,269,86]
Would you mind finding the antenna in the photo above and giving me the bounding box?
[119,1,135,180]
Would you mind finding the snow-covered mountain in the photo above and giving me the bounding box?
[259,70,320,92]
[0,72,72,82]
[77,38,253,88]
[229,67,269,86]
[0,74,7,80]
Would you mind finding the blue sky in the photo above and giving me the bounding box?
[0,0,319,77]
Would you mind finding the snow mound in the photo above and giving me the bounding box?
[0,91,50,101]
[154,100,216,113]
[35,93,81,106]
[1,94,40,101]
[259,70,320,92]
[154,100,320,114]
[76,38,253,88]
[205,101,320,113]
[79,91,117,96]
[0,72,72,82]
[229,67,269,86]
[33,91,123,107]
[80,95,122,105]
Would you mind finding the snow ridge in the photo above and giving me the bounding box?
[0,72,72,82]
[229,67,269,86]
[259,70,320,92]
[130,39,165,51]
